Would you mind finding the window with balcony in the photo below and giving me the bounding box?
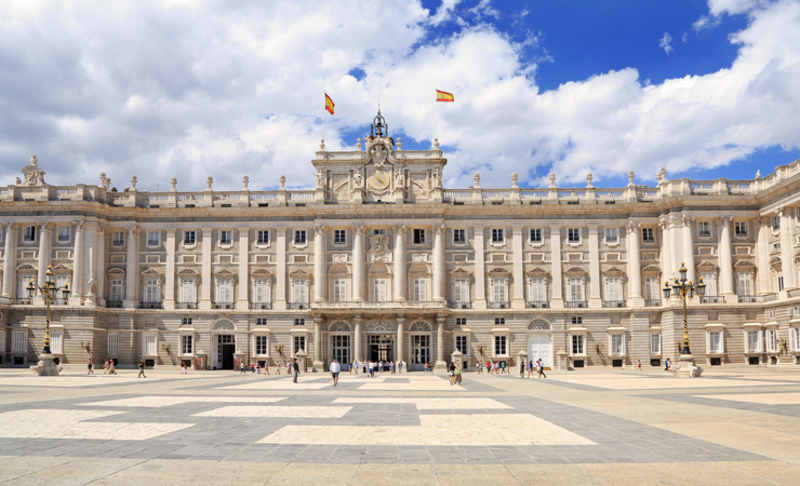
[568,277,584,304]
[737,272,752,297]
[291,279,308,308]
[697,221,711,238]
[253,279,270,308]
[530,228,542,243]
[413,228,425,244]
[334,229,346,245]
[413,278,427,301]
[491,278,508,308]
[147,231,160,246]
[219,230,232,245]
[605,277,622,304]
[373,279,388,302]
[644,277,660,305]
[453,278,469,306]
[215,279,233,307]
[333,279,347,302]
[567,228,580,243]
[109,279,124,305]
[184,230,196,245]
[453,229,466,244]
[701,272,718,300]
[528,277,547,307]
[143,279,160,304]
[257,230,269,245]
[179,279,196,308]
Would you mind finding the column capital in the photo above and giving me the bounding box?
[720,215,732,226]
[352,224,364,234]
[38,222,50,232]
[275,227,287,236]
[777,206,785,217]
[435,224,445,235]
[586,223,599,231]
[353,313,362,322]
[396,315,405,324]
[315,225,326,235]
[237,226,251,233]
[627,221,640,232]
[549,224,562,231]
[394,224,406,232]
[658,217,669,229]
[682,215,694,226]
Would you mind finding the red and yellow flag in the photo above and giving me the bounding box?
[436,89,454,102]
[325,93,335,115]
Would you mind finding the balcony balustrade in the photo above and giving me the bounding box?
[602,300,626,308]
[644,299,661,307]
[526,301,550,309]
[700,295,725,304]
[565,300,587,308]
[450,301,471,309]
[139,301,163,309]
[488,301,510,309]
[737,295,761,303]
[177,302,198,309]
[106,300,123,308]
[213,301,235,310]
[250,302,273,310]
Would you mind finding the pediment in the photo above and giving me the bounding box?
[252,268,273,275]
[488,267,510,274]
[141,267,164,276]
[177,268,199,275]
[51,263,72,272]
[641,265,661,273]
[213,267,237,276]
[733,259,756,267]
[525,267,549,276]
[107,268,126,275]
[15,263,37,271]
[449,267,471,275]
[696,260,717,269]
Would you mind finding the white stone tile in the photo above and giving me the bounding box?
[257,414,594,446]
[193,405,352,418]
[220,381,331,390]
[693,392,800,405]
[80,396,288,408]
[548,377,788,390]
[332,398,511,409]
[0,376,171,388]
[0,409,193,440]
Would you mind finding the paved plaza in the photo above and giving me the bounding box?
[1,367,800,485]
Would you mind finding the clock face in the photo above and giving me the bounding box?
[368,170,390,192]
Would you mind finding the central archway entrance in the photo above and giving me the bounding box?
[369,335,394,362]
[217,335,236,370]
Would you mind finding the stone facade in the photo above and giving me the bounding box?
[2,114,800,370]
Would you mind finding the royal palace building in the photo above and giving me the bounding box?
[2,112,800,371]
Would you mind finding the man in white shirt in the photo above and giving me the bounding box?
[330,358,341,386]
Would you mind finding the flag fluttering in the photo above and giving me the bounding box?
[325,93,335,115]
[436,90,454,102]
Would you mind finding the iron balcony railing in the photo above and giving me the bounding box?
[737,295,761,303]
[450,301,471,309]
[213,302,235,310]
[106,300,123,308]
[565,300,587,308]
[139,301,163,309]
[700,295,725,304]
[526,301,550,309]
[289,301,309,310]
[644,299,661,307]
[488,301,510,309]
[602,300,626,308]
[177,302,198,309]
[250,302,272,310]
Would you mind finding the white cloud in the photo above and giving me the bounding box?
[659,32,674,53]
[0,0,799,193]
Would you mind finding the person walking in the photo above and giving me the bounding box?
[181,362,188,374]
[255,360,261,374]
[109,359,116,375]
[637,359,642,371]
[528,360,534,378]
[138,358,146,378]
[664,357,670,371]
[292,358,300,383]
[449,362,456,385]
[330,358,341,386]
[455,363,462,385]
[397,361,402,373]
[368,360,375,377]
[286,360,292,375]
[537,359,546,378]
[240,362,247,374]
[87,358,94,375]
[103,359,109,375]
[520,360,525,378]
[264,361,270,375]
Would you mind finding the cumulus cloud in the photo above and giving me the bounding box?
[659,32,674,53]
[0,0,799,192]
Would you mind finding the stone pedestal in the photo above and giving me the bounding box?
[517,349,529,376]
[313,360,324,373]
[30,353,62,376]
[451,350,463,371]
[556,349,568,371]
[673,354,703,377]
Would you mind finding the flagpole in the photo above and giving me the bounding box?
[435,98,438,141]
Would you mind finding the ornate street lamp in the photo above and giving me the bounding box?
[27,265,70,375]
[663,262,705,377]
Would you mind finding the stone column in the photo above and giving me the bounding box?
[313,318,323,371]
[164,229,176,310]
[275,228,287,310]
[1,224,17,298]
[719,216,735,300]
[627,222,643,306]
[71,222,85,306]
[779,207,796,289]
[396,315,405,369]
[314,225,326,302]
[756,217,769,294]
[550,225,563,309]
[588,224,602,309]
[659,218,673,284]
[352,224,365,301]
[237,227,250,309]
[122,226,137,308]
[682,216,696,283]
[474,226,486,309]
[82,223,97,306]
[512,226,525,309]
[435,315,446,370]
[393,225,406,301]
[353,314,362,363]
[94,225,106,305]
[433,224,445,301]
[200,228,212,310]
[36,223,51,290]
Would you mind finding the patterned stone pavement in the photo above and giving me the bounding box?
[1,366,800,485]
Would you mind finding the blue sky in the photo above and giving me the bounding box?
[1,0,799,190]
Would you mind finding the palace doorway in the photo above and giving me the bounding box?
[410,334,431,371]
[369,334,394,362]
[216,334,235,370]
[527,334,552,368]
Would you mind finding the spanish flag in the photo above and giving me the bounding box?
[325,93,335,115]
[436,89,454,102]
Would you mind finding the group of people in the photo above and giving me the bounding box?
[448,361,463,385]
[478,360,511,374]
[521,359,547,378]
[88,358,118,375]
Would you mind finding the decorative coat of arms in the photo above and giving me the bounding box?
[367,234,392,263]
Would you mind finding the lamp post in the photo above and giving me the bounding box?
[27,265,70,376]
[662,262,705,377]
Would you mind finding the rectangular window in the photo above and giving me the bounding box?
[254,279,270,303]
[491,229,504,243]
[256,317,267,326]
[50,330,63,354]
[455,317,467,326]
[773,216,780,231]
[778,275,785,292]
[147,231,160,246]
[642,228,655,243]
[55,275,70,299]
[644,277,659,301]
[184,230,196,245]
[113,231,125,246]
[144,279,160,303]
[333,279,347,302]
[182,317,192,326]
[334,229,346,245]
[530,228,542,243]
[413,278,427,301]
[219,230,232,245]
[453,229,465,244]
[494,335,507,356]
[650,333,661,354]
[257,230,269,244]
[494,317,505,326]
[568,277,584,302]
[453,278,469,303]
[12,330,26,353]
[734,221,748,237]
[606,277,622,301]
[413,228,425,244]
[605,228,618,243]
[737,273,752,296]
[18,275,33,299]
[256,336,268,355]
[456,336,469,355]
[701,273,718,296]
[180,279,196,303]
[291,279,307,304]
[697,221,711,238]
[107,334,119,355]
[294,230,306,245]
[373,279,387,302]
[58,226,70,242]
[611,334,624,356]
[24,226,36,242]
[109,279,124,302]
[374,229,386,235]
[529,277,546,302]
[765,329,776,353]
[572,316,583,325]
[216,279,233,303]
[708,331,722,353]
[294,318,305,326]
[491,278,507,304]
[567,228,580,243]
[746,331,760,353]
[181,335,193,355]
[791,327,800,351]
[144,334,157,356]
[294,336,306,354]
[572,335,585,355]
